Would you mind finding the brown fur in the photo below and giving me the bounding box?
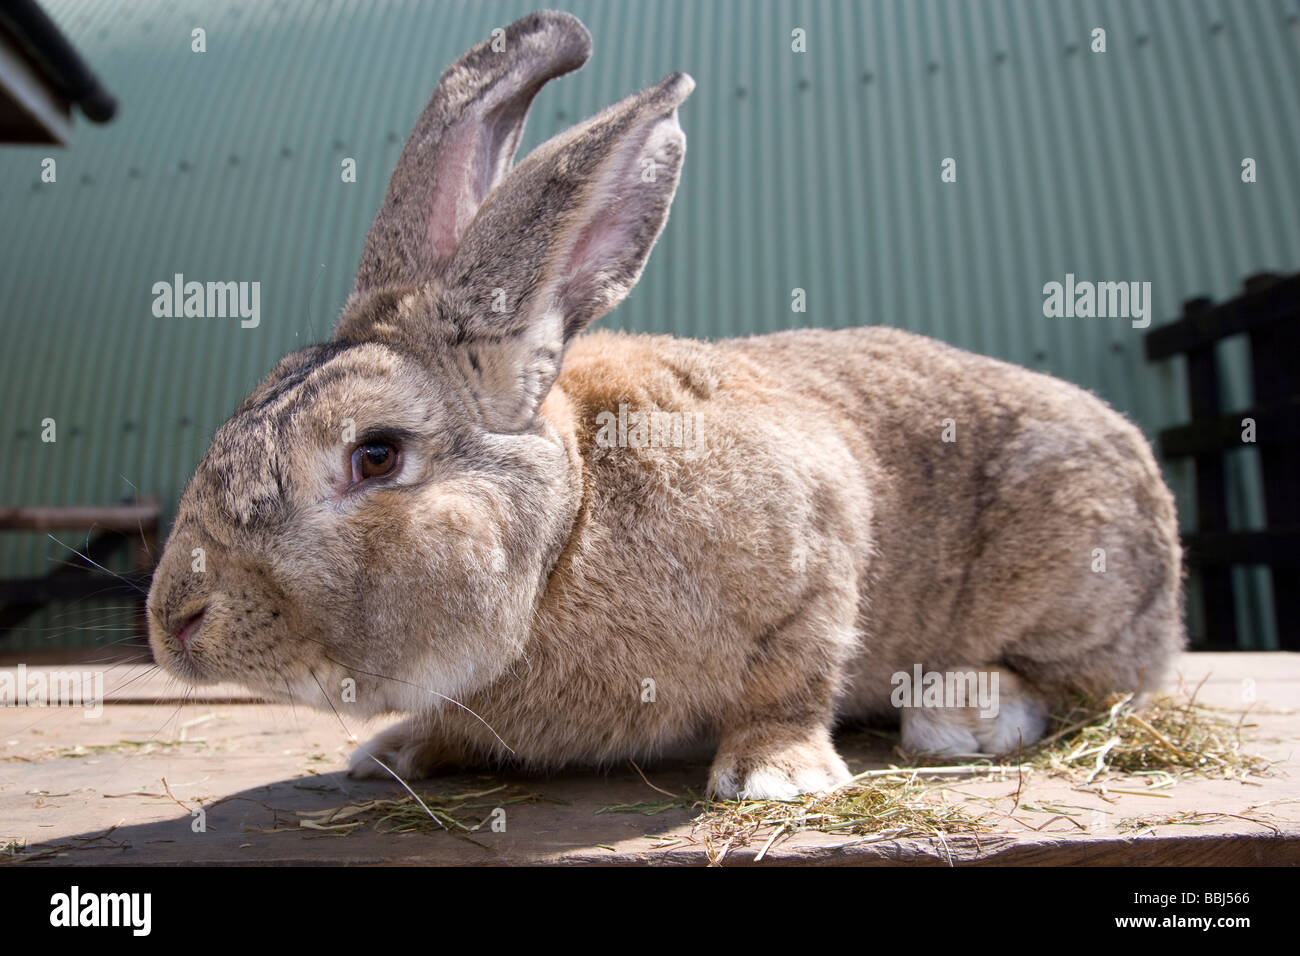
[146,12,1183,800]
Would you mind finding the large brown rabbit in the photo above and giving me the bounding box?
[146,11,1184,800]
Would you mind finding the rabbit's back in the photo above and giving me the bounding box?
[555,326,1183,725]
[722,325,1184,712]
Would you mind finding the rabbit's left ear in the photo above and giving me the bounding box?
[436,72,693,430]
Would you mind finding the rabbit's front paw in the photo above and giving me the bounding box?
[708,731,851,801]
[347,718,455,781]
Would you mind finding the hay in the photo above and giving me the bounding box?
[690,775,990,864]
[1116,809,1282,836]
[1024,692,1270,783]
[685,691,1270,861]
[294,784,560,838]
[595,798,693,816]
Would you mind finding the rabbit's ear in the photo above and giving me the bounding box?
[355,11,591,291]
[441,73,693,429]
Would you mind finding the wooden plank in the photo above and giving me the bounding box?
[0,501,159,532]
[0,652,1295,866]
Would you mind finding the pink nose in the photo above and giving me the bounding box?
[174,609,206,645]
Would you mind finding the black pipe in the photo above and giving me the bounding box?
[0,0,117,122]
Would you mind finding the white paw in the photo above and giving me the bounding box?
[900,706,980,756]
[899,684,1048,757]
[972,695,1048,755]
[710,750,851,801]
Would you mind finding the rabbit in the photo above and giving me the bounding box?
[145,10,1184,801]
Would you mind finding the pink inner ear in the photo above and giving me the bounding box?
[557,114,681,320]
[426,124,487,262]
[565,209,629,289]
[561,142,642,286]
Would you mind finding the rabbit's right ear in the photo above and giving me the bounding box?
[431,72,693,433]
[355,11,591,291]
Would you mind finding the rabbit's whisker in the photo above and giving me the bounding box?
[45,534,147,595]
[306,666,445,828]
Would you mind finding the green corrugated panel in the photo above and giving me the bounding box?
[2,0,1298,651]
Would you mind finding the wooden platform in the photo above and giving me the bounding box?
[1,652,1296,865]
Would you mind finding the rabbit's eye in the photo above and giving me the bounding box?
[350,441,399,484]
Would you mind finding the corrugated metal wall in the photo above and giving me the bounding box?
[2,0,1298,651]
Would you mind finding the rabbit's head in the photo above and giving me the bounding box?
[146,11,692,713]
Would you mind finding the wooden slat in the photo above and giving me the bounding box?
[0,571,148,605]
[1144,273,1300,359]
[1249,304,1300,649]
[0,501,159,532]
[1157,398,1300,458]
[1182,530,1300,567]
[1179,298,1236,650]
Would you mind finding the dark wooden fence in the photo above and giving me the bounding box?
[1146,272,1300,650]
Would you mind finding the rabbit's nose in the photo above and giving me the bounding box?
[172,608,206,646]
